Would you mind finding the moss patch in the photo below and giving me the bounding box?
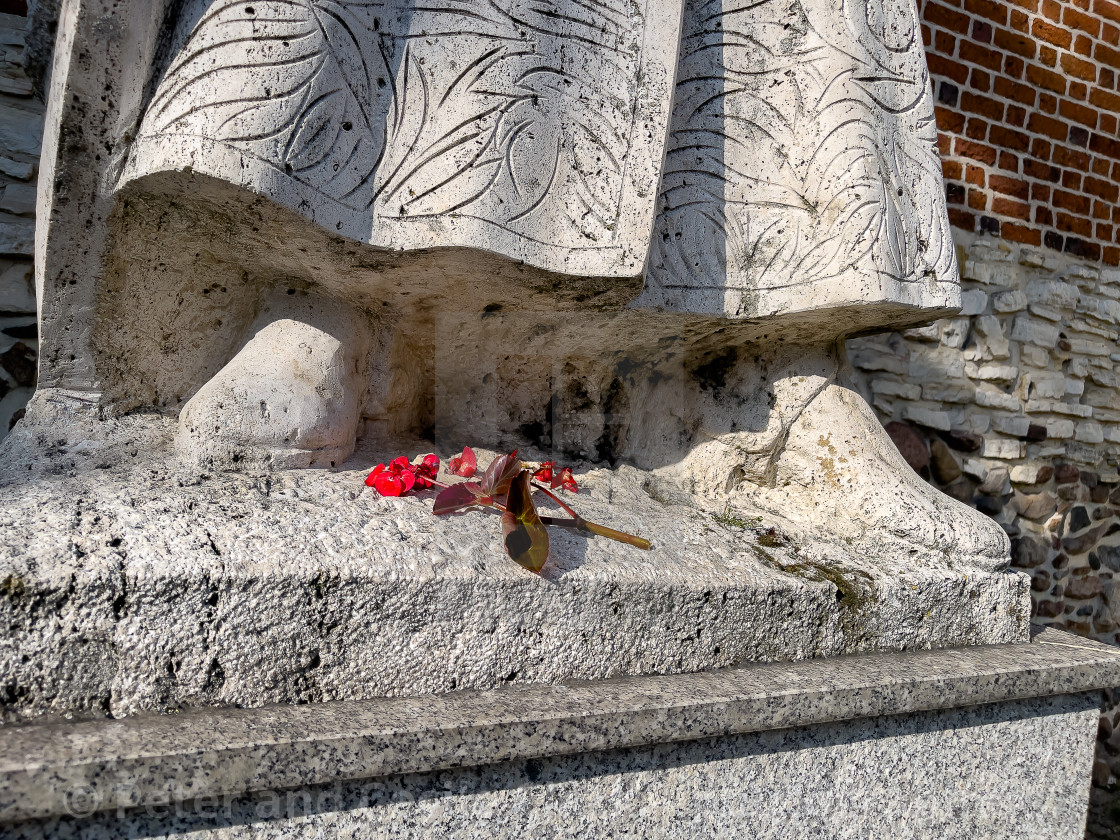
[0,575,25,599]
[777,560,876,617]
[711,508,762,530]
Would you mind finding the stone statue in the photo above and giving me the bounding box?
[0,0,1033,724]
[24,0,1006,571]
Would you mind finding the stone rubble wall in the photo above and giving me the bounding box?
[848,228,1120,789]
[0,9,40,435]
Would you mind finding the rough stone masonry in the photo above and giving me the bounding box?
[0,10,40,434]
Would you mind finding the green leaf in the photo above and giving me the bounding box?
[501,471,550,573]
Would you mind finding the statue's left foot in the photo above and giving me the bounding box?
[175,290,372,471]
[741,379,1011,572]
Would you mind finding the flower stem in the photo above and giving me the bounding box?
[531,482,580,518]
[533,481,652,551]
[581,520,652,550]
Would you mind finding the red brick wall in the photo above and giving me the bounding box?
[924,0,1120,263]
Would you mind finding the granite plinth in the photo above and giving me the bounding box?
[0,626,1114,820]
[2,695,1101,840]
[0,627,1113,837]
[1,402,1029,723]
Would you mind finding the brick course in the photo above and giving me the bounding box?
[926,0,1120,263]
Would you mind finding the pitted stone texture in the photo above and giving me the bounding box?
[742,379,1011,572]
[0,393,1029,723]
[637,0,957,318]
[176,289,374,470]
[122,0,683,279]
[4,694,1099,839]
[121,0,957,317]
[34,0,962,407]
[22,0,983,585]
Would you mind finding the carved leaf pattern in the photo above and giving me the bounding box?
[143,0,646,246]
[650,0,954,309]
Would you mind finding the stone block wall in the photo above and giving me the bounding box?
[916,0,1120,822]
[848,229,1120,793]
[0,8,39,435]
[921,0,1120,262]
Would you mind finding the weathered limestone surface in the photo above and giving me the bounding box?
[176,289,374,470]
[120,0,956,318]
[638,0,957,320]
[0,12,41,436]
[0,394,1028,723]
[1,0,1028,724]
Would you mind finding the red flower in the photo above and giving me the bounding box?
[530,461,576,492]
[365,457,417,497]
[366,454,441,496]
[412,454,440,490]
[448,446,477,477]
[552,467,578,493]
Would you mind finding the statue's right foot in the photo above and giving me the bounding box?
[646,341,1010,573]
[740,375,1011,573]
[175,290,372,471]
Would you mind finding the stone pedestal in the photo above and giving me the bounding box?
[0,627,1114,839]
[0,400,1029,723]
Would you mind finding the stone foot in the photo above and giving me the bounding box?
[176,290,372,470]
[739,363,1011,573]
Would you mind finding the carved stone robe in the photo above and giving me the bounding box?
[123,0,957,320]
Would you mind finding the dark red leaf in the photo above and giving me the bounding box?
[481,450,521,496]
[433,483,481,515]
[500,471,549,573]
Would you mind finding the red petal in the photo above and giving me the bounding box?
[461,445,477,469]
[554,468,578,493]
[373,472,402,496]
[451,446,477,477]
[421,453,440,474]
[365,464,387,487]
[391,456,411,470]
[399,469,416,493]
